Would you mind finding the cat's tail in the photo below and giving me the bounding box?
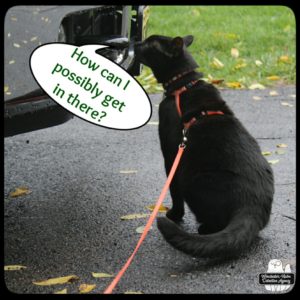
[157,209,263,258]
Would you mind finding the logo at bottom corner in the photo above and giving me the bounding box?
[259,259,295,292]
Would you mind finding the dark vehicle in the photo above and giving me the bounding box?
[5,5,149,137]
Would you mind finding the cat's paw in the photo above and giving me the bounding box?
[166,208,184,223]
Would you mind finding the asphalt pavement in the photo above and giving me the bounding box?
[4,6,296,294]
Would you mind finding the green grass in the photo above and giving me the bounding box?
[136,6,295,92]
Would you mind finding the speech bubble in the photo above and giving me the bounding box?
[30,43,152,130]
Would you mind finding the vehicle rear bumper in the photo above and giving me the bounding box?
[4,90,73,137]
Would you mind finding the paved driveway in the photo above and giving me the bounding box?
[4,6,296,294]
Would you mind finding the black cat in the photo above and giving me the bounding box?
[135,35,274,258]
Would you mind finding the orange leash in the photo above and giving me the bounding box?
[103,144,186,294]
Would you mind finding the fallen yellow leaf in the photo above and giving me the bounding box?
[9,187,31,197]
[119,170,138,174]
[146,204,169,212]
[9,60,15,64]
[255,60,263,66]
[79,284,96,294]
[275,150,285,155]
[281,102,293,107]
[277,143,288,148]
[269,90,279,96]
[267,75,280,81]
[13,43,21,48]
[92,272,113,278]
[136,225,152,234]
[278,55,291,63]
[268,159,280,165]
[234,62,247,69]
[262,151,272,156]
[225,33,238,40]
[231,48,239,58]
[30,36,38,42]
[143,73,154,81]
[249,83,265,90]
[120,213,150,220]
[253,96,262,101]
[226,82,242,89]
[33,275,79,286]
[207,74,213,80]
[211,57,224,69]
[124,291,143,294]
[210,79,224,85]
[4,265,27,271]
[4,85,9,93]
[154,86,164,91]
[54,288,67,294]
[191,9,200,16]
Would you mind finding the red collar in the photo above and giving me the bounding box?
[172,82,224,130]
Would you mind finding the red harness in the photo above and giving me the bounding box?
[173,81,224,130]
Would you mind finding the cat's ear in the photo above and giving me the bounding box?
[171,35,194,56]
[171,36,184,56]
[183,35,194,47]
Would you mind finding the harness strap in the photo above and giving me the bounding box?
[173,81,224,130]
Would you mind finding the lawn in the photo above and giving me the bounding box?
[136,6,295,92]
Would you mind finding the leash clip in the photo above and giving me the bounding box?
[179,128,188,149]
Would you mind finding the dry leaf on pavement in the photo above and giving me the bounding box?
[253,96,261,101]
[136,225,150,234]
[262,151,272,156]
[268,159,280,165]
[146,204,169,212]
[79,284,96,293]
[269,90,279,96]
[5,265,27,271]
[54,288,67,294]
[33,275,79,286]
[9,187,31,197]
[92,272,113,278]
[119,170,138,174]
[120,213,150,220]
[277,143,288,148]
[281,102,293,107]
